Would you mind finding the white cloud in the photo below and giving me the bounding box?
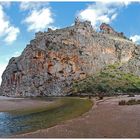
[20,2,49,11]
[23,8,54,32]
[0,2,11,8]
[77,2,131,29]
[0,4,20,44]
[4,26,20,44]
[111,13,118,20]
[0,5,8,36]
[130,35,140,44]
[20,2,55,32]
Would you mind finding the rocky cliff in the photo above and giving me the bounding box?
[120,45,140,76]
[0,19,138,97]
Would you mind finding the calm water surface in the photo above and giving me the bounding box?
[0,97,58,137]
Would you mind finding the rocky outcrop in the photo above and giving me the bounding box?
[100,23,127,39]
[0,19,136,97]
[120,45,140,76]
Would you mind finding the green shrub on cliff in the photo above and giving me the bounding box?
[72,63,140,95]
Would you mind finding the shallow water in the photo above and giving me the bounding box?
[0,109,61,137]
[0,97,58,137]
[0,97,91,137]
[0,110,55,137]
[0,112,30,137]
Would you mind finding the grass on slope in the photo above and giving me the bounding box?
[72,63,140,95]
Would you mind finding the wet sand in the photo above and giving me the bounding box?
[15,95,140,138]
[0,96,53,112]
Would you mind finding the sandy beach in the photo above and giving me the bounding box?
[0,96,53,112]
[0,96,23,100]
[14,95,140,138]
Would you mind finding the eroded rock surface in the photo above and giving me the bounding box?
[120,45,140,76]
[0,20,137,97]
[100,23,126,38]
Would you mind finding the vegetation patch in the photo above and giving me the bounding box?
[72,63,140,96]
[128,94,135,97]
[119,99,140,105]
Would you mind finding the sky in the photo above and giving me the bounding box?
[0,1,140,83]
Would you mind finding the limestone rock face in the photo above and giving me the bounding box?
[0,20,136,97]
[120,45,140,76]
[100,23,127,38]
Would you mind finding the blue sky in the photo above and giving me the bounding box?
[0,1,140,83]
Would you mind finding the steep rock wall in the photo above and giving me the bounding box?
[0,20,136,97]
[120,45,140,76]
